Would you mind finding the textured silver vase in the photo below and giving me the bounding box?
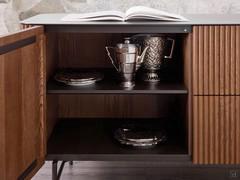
[132,34,175,82]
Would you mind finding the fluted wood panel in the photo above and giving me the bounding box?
[192,26,240,95]
[193,96,240,164]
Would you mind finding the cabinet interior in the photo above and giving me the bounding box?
[45,32,191,160]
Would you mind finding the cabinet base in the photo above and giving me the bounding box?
[48,160,240,180]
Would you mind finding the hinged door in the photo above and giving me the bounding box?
[0,26,46,179]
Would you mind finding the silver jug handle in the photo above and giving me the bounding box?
[105,46,119,72]
[164,38,175,59]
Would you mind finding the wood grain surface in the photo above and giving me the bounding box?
[0,26,45,179]
[58,33,124,68]
[192,26,240,95]
[58,95,179,118]
[193,96,240,164]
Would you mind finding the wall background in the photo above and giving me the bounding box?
[1,0,240,35]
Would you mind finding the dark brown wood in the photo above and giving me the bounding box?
[44,24,192,33]
[58,33,114,69]
[47,78,188,95]
[0,26,45,180]
[45,32,60,140]
[183,33,193,156]
[58,95,186,119]
[47,119,188,161]
[47,33,188,128]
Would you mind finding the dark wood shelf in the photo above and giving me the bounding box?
[47,70,188,95]
[46,119,188,161]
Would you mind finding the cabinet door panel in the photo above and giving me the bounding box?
[0,26,45,180]
[193,96,240,164]
[192,26,240,95]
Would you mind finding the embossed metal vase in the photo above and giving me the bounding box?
[132,34,175,82]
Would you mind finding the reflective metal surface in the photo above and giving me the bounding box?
[106,38,148,88]
[132,34,175,82]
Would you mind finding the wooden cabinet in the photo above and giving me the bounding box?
[1,17,240,179]
[0,27,46,180]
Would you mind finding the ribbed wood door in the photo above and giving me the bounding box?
[192,26,240,95]
[193,96,240,164]
[192,25,240,164]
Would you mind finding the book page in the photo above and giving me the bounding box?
[125,6,188,21]
[62,11,125,21]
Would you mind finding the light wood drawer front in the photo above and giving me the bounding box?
[192,26,240,95]
[193,96,240,164]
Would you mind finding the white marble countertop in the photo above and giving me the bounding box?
[21,13,240,25]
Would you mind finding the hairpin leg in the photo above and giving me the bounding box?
[52,160,66,180]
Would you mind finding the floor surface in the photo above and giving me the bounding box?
[32,161,149,180]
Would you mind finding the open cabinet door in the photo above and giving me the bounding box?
[0,26,46,179]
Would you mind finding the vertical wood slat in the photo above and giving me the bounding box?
[193,96,240,164]
[192,26,240,95]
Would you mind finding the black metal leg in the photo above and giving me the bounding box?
[52,161,58,180]
[52,160,66,180]
[57,161,66,180]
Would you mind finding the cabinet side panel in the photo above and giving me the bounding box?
[183,33,193,156]
[0,55,6,179]
[38,33,47,160]
[45,32,59,140]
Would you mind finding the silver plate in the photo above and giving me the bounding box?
[54,69,104,86]
[114,127,167,148]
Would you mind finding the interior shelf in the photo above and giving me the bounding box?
[47,70,188,95]
[46,119,188,161]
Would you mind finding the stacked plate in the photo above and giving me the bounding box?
[114,125,167,148]
[54,69,104,86]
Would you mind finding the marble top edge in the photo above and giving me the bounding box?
[21,13,240,25]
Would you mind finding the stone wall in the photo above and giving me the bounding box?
[1,0,240,35]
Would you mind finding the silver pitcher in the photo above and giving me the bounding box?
[106,38,148,88]
[132,34,175,82]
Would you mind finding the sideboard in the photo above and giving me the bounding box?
[0,14,240,180]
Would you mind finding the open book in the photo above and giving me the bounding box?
[62,6,188,22]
